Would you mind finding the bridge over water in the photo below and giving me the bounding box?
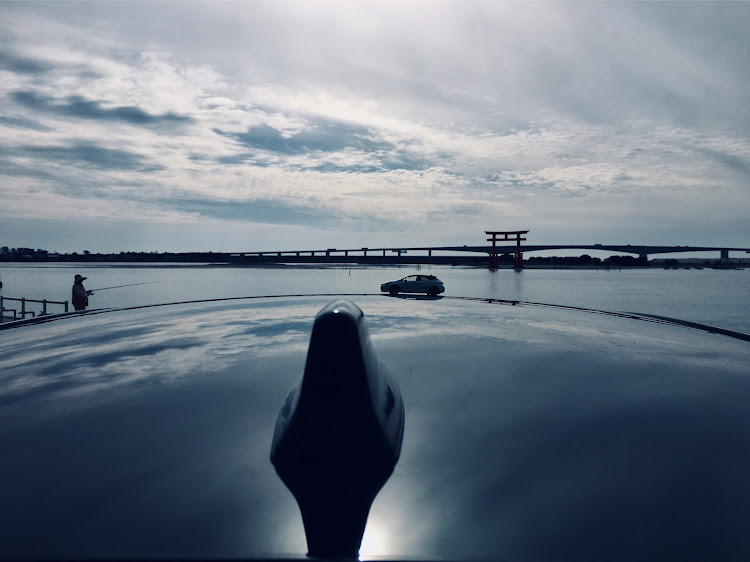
[229,244,750,266]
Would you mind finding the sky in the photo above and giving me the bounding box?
[1,1,749,254]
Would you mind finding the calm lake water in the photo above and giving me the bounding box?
[1,263,749,335]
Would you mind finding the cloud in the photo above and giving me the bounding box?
[698,148,750,180]
[0,50,53,74]
[223,119,391,155]
[0,2,749,252]
[0,115,54,131]
[166,197,335,226]
[14,142,162,171]
[10,90,192,129]
[215,120,435,174]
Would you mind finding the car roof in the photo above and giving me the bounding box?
[2,295,749,559]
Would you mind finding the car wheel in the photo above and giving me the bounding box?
[427,286,439,296]
[389,285,400,295]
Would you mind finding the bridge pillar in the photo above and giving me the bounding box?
[428,250,432,257]
[721,249,729,260]
[639,253,648,261]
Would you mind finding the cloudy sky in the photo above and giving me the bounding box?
[1,1,749,253]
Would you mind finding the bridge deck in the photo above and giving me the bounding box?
[231,244,750,258]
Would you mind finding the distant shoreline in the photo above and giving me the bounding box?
[1,260,746,271]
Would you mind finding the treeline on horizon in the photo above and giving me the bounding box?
[0,246,224,262]
[527,254,646,266]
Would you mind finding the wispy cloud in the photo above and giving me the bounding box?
[11,91,192,128]
[15,142,162,171]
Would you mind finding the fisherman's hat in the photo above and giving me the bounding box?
[74,274,87,282]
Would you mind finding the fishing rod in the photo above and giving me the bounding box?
[86,282,160,295]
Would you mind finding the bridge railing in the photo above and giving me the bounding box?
[1,296,69,323]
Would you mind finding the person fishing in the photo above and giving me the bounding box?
[70,281,159,311]
[72,274,90,311]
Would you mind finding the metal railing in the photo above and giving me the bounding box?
[0,296,69,323]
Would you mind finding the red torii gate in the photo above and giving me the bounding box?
[486,230,529,269]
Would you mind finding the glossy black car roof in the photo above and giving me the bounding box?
[1,295,749,560]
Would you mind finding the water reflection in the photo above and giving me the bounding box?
[1,263,749,333]
[387,294,443,301]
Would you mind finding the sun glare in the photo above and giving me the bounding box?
[359,522,390,558]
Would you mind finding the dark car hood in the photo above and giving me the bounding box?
[1,295,749,560]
